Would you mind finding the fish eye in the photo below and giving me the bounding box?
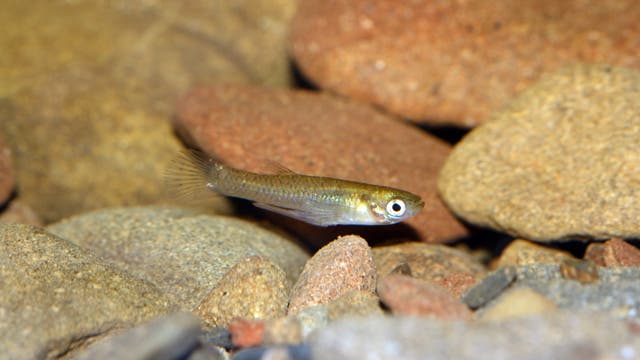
[386,199,406,217]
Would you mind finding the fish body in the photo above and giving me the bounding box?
[166,151,424,226]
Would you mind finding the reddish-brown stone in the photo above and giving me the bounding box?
[176,85,468,243]
[377,274,472,320]
[290,0,640,127]
[229,318,266,348]
[585,238,640,267]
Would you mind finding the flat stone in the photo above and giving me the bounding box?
[373,242,486,297]
[0,223,173,359]
[175,85,467,244]
[73,312,201,360]
[585,238,640,267]
[461,265,517,309]
[290,0,640,127]
[377,274,471,320]
[310,312,640,359]
[288,235,376,315]
[494,239,573,268]
[47,206,308,310]
[479,286,557,321]
[515,265,640,319]
[439,65,640,241]
[196,256,290,328]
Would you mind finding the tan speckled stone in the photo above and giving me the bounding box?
[439,65,640,241]
[288,235,376,315]
[291,0,640,126]
[494,239,573,269]
[176,85,467,244]
[196,256,291,328]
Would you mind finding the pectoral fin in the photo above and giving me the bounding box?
[253,202,339,226]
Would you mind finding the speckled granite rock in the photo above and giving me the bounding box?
[310,312,640,359]
[439,65,640,241]
[514,265,640,319]
[0,223,173,359]
[47,206,308,310]
[0,136,14,204]
[175,85,467,244]
[373,242,486,297]
[291,0,640,126]
[196,256,291,328]
[288,235,376,315]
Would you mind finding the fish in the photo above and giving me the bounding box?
[165,150,424,226]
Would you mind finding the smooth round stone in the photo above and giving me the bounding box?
[176,85,468,244]
[291,0,640,127]
[0,223,173,359]
[47,206,309,310]
[438,65,640,241]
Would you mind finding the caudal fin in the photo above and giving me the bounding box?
[164,149,219,203]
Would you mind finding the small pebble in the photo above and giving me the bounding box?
[585,238,640,267]
[479,286,557,321]
[229,319,265,349]
[494,239,573,268]
[461,265,517,309]
[378,274,471,320]
[559,259,599,284]
[288,235,376,315]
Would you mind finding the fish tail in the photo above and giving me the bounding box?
[164,149,223,203]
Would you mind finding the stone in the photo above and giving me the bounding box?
[0,1,294,97]
[229,318,266,349]
[0,136,13,204]
[47,206,308,310]
[0,223,173,359]
[559,259,599,284]
[0,199,43,226]
[290,0,640,127]
[515,265,640,319]
[461,265,517,309]
[294,305,329,339]
[310,312,640,360]
[327,290,383,321]
[263,317,303,345]
[377,274,472,320]
[175,85,467,244]
[494,239,574,268]
[0,0,298,222]
[439,65,640,241]
[373,242,486,297]
[585,238,640,267]
[234,345,311,360]
[288,235,376,315]
[196,256,290,328]
[479,286,557,321]
[73,312,201,360]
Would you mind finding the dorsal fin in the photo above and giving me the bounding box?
[265,160,297,175]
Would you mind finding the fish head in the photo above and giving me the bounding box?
[368,189,425,224]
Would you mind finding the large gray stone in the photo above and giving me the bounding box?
[0,223,173,359]
[311,312,640,360]
[439,65,640,241]
[47,206,309,310]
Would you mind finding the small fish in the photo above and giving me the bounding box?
[165,150,424,226]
